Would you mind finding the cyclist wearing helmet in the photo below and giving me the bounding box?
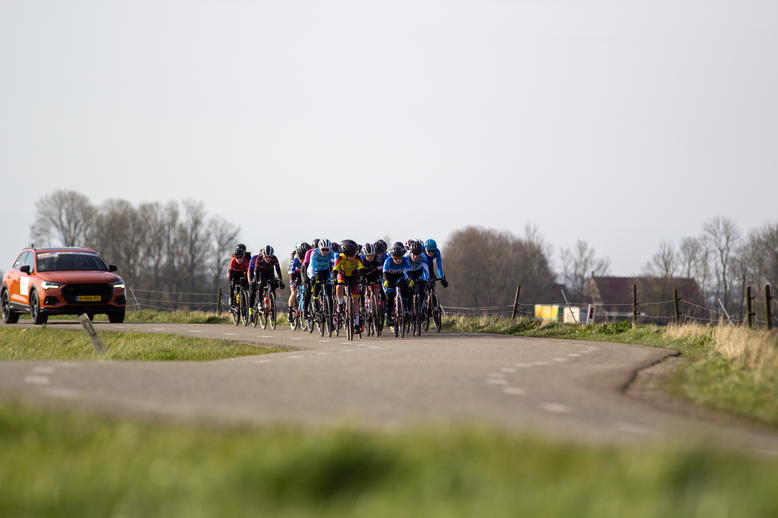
[228,244,250,306]
[305,239,335,315]
[406,240,430,311]
[332,240,365,331]
[359,242,383,305]
[424,239,448,287]
[382,243,412,324]
[288,241,310,321]
[249,245,285,319]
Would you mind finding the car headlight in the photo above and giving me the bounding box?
[110,280,125,289]
[41,281,64,290]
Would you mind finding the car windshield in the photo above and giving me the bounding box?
[36,252,109,272]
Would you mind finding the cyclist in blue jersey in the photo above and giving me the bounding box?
[405,240,430,312]
[288,241,310,322]
[424,239,448,287]
[382,243,413,325]
[306,238,335,315]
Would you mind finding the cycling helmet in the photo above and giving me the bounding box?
[374,240,387,255]
[319,238,331,251]
[263,245,274,256]
[297,241,310,257]
[341,239,357,250]
[363,242,376,255]
[425,239,437,252]
[393,241,405,251]
[341,242,358,257]
[409,240,423,255]
[234,244,246,259]
[330,242,340,253]
[391,244,405,258]
[312,238,321,249]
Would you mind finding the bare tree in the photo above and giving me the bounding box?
[208,215,241,291]
[30,190,96,247]
[178,200,212,292]
[642,240,677,279]
[559,240,611,302]
[703,216,741,308]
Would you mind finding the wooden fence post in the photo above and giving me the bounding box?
[632,284,638,328]
[746,286,753,329]
[511,286,521,319]
[766,285,773,331]
[217,287,222,315]
[673,290,681,325]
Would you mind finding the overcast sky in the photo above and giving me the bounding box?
[1,0,776,277]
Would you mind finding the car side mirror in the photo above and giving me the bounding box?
[109,264,118,272]
[20,265,31,274]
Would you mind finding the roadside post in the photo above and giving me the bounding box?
[585,304,595,325]
[78,314,107,355]
[560,289,578,324]
[511,286,521,320]
[746,286,753,328]
[673,290,681,325]
[632,284,638,328]
[217,287,222,315]
[766,285,773,331]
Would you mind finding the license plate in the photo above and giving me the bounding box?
[76,296,101,302]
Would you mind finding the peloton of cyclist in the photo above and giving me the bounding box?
[332,240,365,332]
[382,242,413,325]
[228,244,250,307]
[249,245,285,319]
[423,239,448,288]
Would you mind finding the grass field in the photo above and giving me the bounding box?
[0,327,283,361]
[2,402,778,518]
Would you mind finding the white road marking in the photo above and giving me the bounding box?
[581,351,592,354]
[553,358,567,362]
[488,378,507,385]
[32,366,55,374]
[368,346,379,349]
[41,388,80,399]
[534,362,550,365]
[539,403,572,414]
[24,375,50,385]
[616,423,657,436]
[503,387,527,396]
[319,341,330,343]
[259,336,272,338]
[501,368,517,373]
[290,338,303,340]
[342,350,353,352]
[568,354,580,357]
[316,352,331,355]
[224,333,237,336]
[189,330,203,333]
[254,360,271,363]
[152,328,165,331]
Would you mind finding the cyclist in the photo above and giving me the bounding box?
[249,245,285,319]
[382,243,413,325]
[359,242,383,306]
[332,240,365,332]
[228,244,250,307]
[288,241,310,322]
[423,239,448,287]
[305,238,335,315]
[406,240,430,313]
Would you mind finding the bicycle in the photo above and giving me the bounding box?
[361,283,383,337]
[424,276,445,332]
[230,277,249,326]
[257,279,279,330]
[385,280,406,338]
[289,279,306,331]
[336,278,363,341]
[311,280,333,337]
[407,279,424,336]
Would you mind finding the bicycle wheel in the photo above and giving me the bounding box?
[316,299,325,336]
[323,296,332,337]
[269,292,276,330]
[240,288,249,326]
[416,292,423,336]
[397,296,405,338]
[423,293,431,332]
[430,292,441,332]
[306,303,314,333]
[252,297,259,328]
[259,291,268,330]
[231,303,239,326]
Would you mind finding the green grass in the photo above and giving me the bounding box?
[51,309,233,324]
[0,327,282,361]
[2,402,778,518]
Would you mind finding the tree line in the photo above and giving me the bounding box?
[30,190,240,309]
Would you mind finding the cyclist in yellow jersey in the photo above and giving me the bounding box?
[332,240,364,331]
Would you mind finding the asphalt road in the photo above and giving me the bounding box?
[2,320,778,454]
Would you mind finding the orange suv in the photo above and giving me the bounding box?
[1,247,126,325]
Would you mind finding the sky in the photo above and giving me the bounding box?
[1,0,776,277]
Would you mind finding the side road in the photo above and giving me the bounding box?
[2,320,778,455]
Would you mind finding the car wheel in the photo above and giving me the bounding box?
[30,291,48,325]
[108,310,125,324]
[2,288,20,324]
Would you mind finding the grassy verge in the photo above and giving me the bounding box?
[51,309,233,324]
[444,315,778,428]
[2,403,778,518]
[0,327,283,361]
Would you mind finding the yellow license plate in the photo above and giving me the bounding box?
[77,296,101,302]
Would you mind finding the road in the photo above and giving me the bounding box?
[2,320,778,454]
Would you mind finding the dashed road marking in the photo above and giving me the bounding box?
[553,358,567,362]
[368,346,379,349]
[316,352,331,355]
[342,350,353,352]
[503,387,527,395]
[224,333,237,336]
[539,403,571,414]
[319,340,330,343]
[568,354,580,357]
[32,366,55,374]
[259,336,272,338]
[534,362,550,365]
[152,328,165,331]
[24,375,50,385]
[189,330,203,333]
[617,423,657,436]
[254,360,271,363]
[290,338,303,340]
